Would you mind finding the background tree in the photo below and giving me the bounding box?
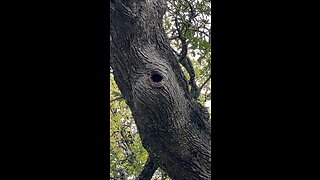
[110,0,212,179]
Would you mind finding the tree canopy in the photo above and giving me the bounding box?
[110,0,211,179]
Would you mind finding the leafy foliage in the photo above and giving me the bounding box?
[110,73,148,179]
[110,0,211,179]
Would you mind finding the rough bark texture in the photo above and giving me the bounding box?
[110,0,212,179]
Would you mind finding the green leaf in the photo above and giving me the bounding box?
[111,91,122,97]
[197,55,205,65]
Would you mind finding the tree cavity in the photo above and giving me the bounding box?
[151,72,163,83]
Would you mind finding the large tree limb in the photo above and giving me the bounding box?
[136,156,158,180]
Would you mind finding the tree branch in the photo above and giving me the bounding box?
[199,74,211,92]
[172,2,205,99]
[110,96,124,103]
[174,16,200,99]
[136,156,158,180]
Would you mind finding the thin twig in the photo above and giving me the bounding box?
[110,96,124,103]
[199,75,211,92]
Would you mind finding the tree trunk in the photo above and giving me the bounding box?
[110,0,212,179]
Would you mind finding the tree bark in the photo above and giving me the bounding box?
[136,156,158,180]
[110,0,212,179]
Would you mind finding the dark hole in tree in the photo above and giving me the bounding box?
[151,73,163,83]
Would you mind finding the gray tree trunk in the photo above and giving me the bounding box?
[110,0,212,179]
